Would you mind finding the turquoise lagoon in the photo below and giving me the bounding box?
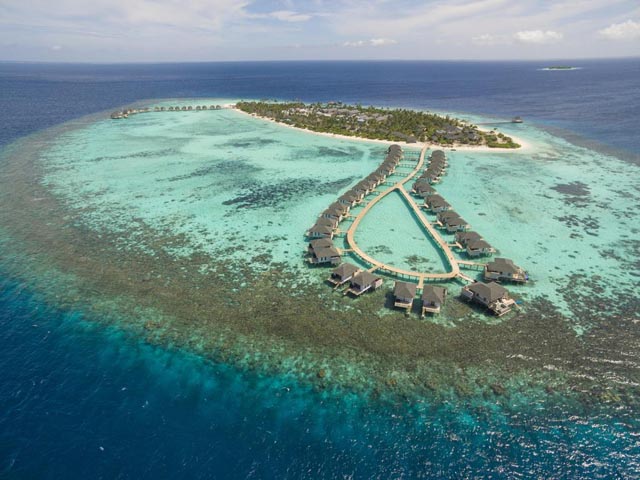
[39,101,638,330]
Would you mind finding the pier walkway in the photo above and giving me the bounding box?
[345,145,469,287]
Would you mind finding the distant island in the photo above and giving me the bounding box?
[236,101,521,149]
[542,66,580,70]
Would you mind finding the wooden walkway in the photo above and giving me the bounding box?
[345,145,471,285]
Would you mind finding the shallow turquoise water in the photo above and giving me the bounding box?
[42,103,391,269]
[39,100,639,330]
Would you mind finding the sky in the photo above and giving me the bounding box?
[0,0,638,62]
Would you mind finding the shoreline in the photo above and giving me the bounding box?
[230,107,533,153]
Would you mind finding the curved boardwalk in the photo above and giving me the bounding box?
[345,145,467,287]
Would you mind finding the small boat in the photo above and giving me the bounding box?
[511,116,523,123]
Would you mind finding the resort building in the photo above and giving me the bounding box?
[437,211,460,223]
[367,173,385,188]
[328,263,361,286]
[460,282,515,316]
[425,195,451,213]
[347,271,383,296]
[308,246,342,265]
[316,216,339,228]
[414,184,437,198]
[484,258,528,283]
[306,223,334,239]
[393,281,417,310]
[443,217,470,233]
[421,286,447,315]
[455,231,482,247]
[466,239,495,257]
[354,179,376,195]
[308,238,333,255]
[338,191,361,208]
[322,202,349,220]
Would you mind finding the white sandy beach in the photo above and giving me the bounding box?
[230,107,532,153]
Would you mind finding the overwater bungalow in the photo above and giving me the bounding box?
[328,263,361,286]
[367,173,384,187]
[425,195,451,213]
[338,191,361,207]
[455,231,482,247]
[347,271,383,296]
[466,239,495,257]
[421,172,441,185]
[306,223,334,239]
[484,258,528,283]
[322,202,349,220]
[374,169,389,181]
[437,211,460,223]
[110,112,124,119]
[444,217,470,233]
[354,179,376,195]
[314,216,339,229]
[308,238,333,255]
[181,106,188,111]
[429,159,447,171]
[187,106,193,110]
[393,281,417,310]
[413,183,436,198]
[160,106,166,111]
[461,282,515,316]
[378,165,394,176]
[422,285,447,315]
[196,106,202,110]
[381,159,398,170]
[309,246,342,265]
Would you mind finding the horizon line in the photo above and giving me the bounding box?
[1,55,638,66]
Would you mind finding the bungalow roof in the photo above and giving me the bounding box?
[394,281,417,299]
[487,258,519,274]
[351,271,380,288]
[314,246,341,259]
[422,285,446,304]
[468,239,492,250]
[468,282,508,302]
[332,263,360,278]
[309,238,333,250]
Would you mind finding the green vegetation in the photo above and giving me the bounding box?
[236,101,520,148]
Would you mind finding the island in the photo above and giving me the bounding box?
[235,101,521,148]
[542,66,580,70]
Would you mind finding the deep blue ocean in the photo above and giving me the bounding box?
[1,60,639,479]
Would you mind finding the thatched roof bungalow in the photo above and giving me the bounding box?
[422,286,447,315]
[461,282,515,316]
[328,263,361,286]
[347,271,383,296]
[484,258,527,283]
[393,281,417,310]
